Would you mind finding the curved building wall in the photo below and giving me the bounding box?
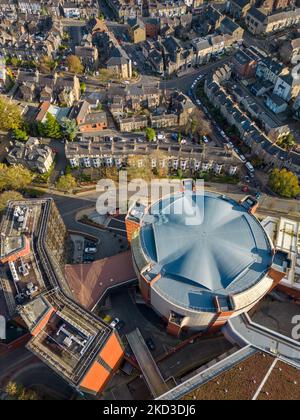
[150,274,274,331]
[150,286,216,331]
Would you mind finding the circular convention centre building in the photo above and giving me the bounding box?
[126,186,289,335]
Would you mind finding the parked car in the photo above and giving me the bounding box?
[145,337,155,351]
[242,185,249,193]
[83,253,95,260]
[84,247,97,254]
[202,135,209,144]
[110,318,120,329]
[116,320,125,331]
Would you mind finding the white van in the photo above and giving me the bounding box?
[85,247,97,254]
[245,162,255,173]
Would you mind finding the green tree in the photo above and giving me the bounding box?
[56,174,77,192]
[39,113,61,139]
[60,117,77,141]
[12,128,29,142]
[269,168,300,198]
[66,55,84,74]
[80,82,86,94]
[0,97,21,131]
[0,191,23,213]
[145,127,156,142]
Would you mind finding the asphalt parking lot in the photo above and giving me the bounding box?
[98,288,181,359]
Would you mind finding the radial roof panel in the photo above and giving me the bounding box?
[139,192,273,310]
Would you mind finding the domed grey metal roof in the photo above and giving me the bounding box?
[139,192,273,312]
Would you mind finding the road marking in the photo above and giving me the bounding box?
[252,358,278,400]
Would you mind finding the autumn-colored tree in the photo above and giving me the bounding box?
[39,55,57,73]
[5,382,19,398]
[269,168,300,198]
[101,166,120,183]
[97,68,115,82]
[0,190,23,213]
[0,164,33,192]
[66,55,84,74]
[276,134,296,151]
[0,97,21,131]
[5,382,38,400]
[56,174,77,192]
[183,108,212,140]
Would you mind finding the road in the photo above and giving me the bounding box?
[39,139,67,185]
[158,335,233,381]
[0,345,73,400]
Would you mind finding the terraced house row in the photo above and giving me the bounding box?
[65,139,240,175]
[204,65,300,177]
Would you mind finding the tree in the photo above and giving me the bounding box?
[101,166,119,183]
[10,57,20,67]
[0,97,21,131]
[60,117,77,141]
[276,134,296,151]
[56,174,77,192]
[12,128,29,142]
[0,191,23,213]
[5,382,19,398]
[66,55,84,74]
[5,382,38,400]
[183,108,212,140]
[145,127,156,142]
[269,168,300,198]
[39,55,56,73]
[0,164,33,192]
[39,113,61,139]
[97,68,116,82]
[80,82,86,94]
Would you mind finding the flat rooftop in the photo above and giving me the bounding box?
[182,352,300,400]
[21,291,111,385]
[136,192,273,312]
